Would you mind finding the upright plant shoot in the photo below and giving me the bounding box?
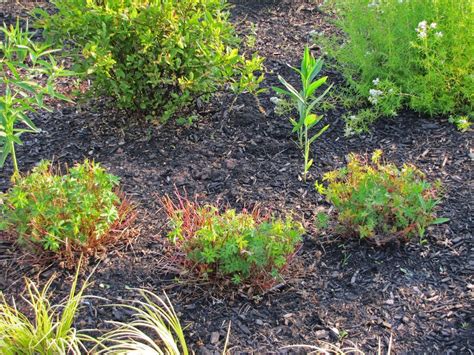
[273,46,332,180]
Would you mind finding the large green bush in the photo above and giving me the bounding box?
[323,0,473,134]
[35,0,264,122]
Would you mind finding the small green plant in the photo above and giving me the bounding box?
[316,150,448,245]
[0,21,74,179]
[0,265,91,354]
[273,46,332,180]
[36,0,264,122]
[99,290,188,355]
[448,115,472,132]
[322,0,473,133]
[163,195,304,288]
[0,160,133,263]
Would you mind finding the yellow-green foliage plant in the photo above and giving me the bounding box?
[316,150,448,245]
[35,0,264,122]
[98,290,188,355]
[0,267,91,354]
[323,0,473,134]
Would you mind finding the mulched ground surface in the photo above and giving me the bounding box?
[1,1,473,353]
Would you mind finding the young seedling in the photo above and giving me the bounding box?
[273,46,332,181]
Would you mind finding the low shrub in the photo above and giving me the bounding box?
[163,195,304,287]
[322,0,473,134]
[0,160,133,263]
[315,150,448,245]
[35,0,264,122]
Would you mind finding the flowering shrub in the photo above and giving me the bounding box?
[315,150,448,245]
[163,196,304,287]
[322,0,473,134]
[0,160,133,263]
[35,0,264,122]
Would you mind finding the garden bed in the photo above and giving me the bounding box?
[0,0,472,353]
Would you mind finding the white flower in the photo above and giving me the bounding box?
[418,31,427,39]
[368,97,378,105]
[418,20,427,29]
[349,115,357,121]
[372,78,380,86]
[369,89,383,97]
[270,97,280,105]
[368,0,379,8]
[430,22,437,29]
[435,31,443,38]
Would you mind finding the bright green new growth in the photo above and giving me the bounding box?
[323,0,473,134]
[0,266,91,355]
[99,291,188,355]
[0,160,124,256]
[273,46,332,181]
[164,197,304,286]
[0,21,74,179]
[317,150,448,244]
[36,0,265,122]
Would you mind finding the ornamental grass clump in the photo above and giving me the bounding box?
[163,195,305,288]
[0,160,134,264]
[0,266,91,354]
[315,150,448,245]
[35,0,264,122]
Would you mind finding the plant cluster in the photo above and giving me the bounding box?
[163,195,305,287]
[35,0,264,122]
[0,270,188,355]
[0,21,74,178]
[0,266,91,354]
[315,150,448,244]
[322,0,473,134]
[0,160,133,262]
[273,46,332,180]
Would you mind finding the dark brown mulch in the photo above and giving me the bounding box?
[1,0,473,353]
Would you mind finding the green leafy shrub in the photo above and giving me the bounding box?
[315,150,447,244]
[35,0,264,122]
[0,160,133,262]
[0,21,74,178]
[322,0,473,134]
[163,196,304,287]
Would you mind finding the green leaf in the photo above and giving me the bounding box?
[277,75,305,104]
[304,114,318,127]
[432,217,450,224]
[306,76,328,98]
[309,124,330,144]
